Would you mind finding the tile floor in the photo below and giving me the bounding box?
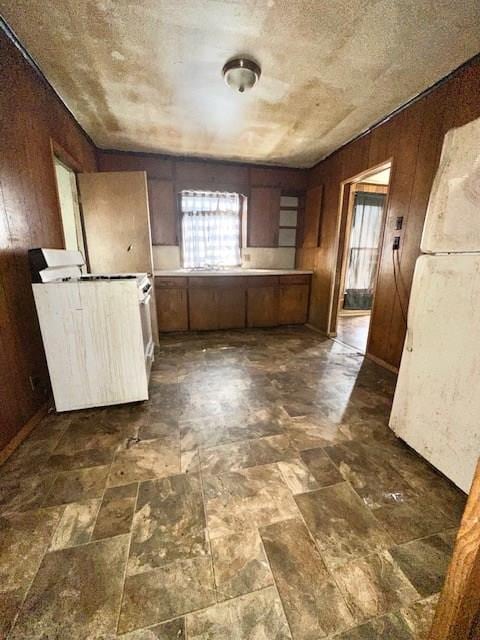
[0,327,466,639]
[336,314,371,352]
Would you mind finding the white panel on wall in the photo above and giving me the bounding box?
[280,196,299,207]
[153,245,181,269]
[279,228,296,247]
[280,210,298,227]
[242,248,296,269]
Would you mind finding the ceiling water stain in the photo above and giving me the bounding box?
[1,0,479,166]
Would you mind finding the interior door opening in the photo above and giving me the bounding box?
[53,155,86,263]
[334,163,391,354]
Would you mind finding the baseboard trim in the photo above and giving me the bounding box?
[0,402,49,466]
[305,323,328,336]
[366,352,399,374]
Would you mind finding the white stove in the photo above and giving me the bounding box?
[29,248,153,411]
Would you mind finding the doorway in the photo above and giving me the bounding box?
[53,156,86,261]
[334,163,391,353]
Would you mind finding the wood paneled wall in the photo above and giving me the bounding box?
[0,29,97,451]
[299,57,480,370]
[97,150,308,247]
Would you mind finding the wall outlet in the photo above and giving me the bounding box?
[243,253,250,262]
[393,236,401,251]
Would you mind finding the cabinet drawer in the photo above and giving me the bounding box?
[247,276,279,287]
[189,276,246,288]
[279,274,311,285]
[155,277,187,288]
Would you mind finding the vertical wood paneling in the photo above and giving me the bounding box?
[305,58,480,369]
[0,29,97,451]
[302,186,323,248]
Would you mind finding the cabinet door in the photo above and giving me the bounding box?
[78,171,153,273]
[248,187,281,247]
[279,284,309,325]
[217,286,246,329]
[247,287,279,327]
[189,288,218,330]
[155,287,188,332]
[148,179,177,245]
[302,185,322,248]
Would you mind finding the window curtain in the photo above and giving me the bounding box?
[344,192,385,310]
[181,191,241,269]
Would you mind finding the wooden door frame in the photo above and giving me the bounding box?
[429,460,480,639]
[327,159,393,356]
[49,138,90,267]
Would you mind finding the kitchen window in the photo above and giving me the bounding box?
[180,190,241,269]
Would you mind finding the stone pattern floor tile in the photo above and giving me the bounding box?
[0,507,63,636]
[295,482,394,570]
[10,535,130,639]
[92,483,138,541]
[108,436,180,486]
[0,327,465,638]
[204,463,300,539]
[333,550,420,621]
[0,473,56,515]
[211,529,273,601]
[373,496,455,544]
[119,557,216,634]
[324,441,418,509]
[299,447,344,487]
[128,472,207,575]
[43,465,110,507]
[49,499,101,549]
[277,458,320,494]
[118,617,185,639]
[260,518,354,638]
[389,534,454,598]
[400,594,439,639]
[186,586,292,640]
[331,612,414,640]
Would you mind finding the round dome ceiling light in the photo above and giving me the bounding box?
[222,57,261,93]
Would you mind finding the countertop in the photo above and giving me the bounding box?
[154,268,313,277]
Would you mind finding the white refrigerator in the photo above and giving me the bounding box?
[390,115,480,494]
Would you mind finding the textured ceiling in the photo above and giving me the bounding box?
[2,0,480,167]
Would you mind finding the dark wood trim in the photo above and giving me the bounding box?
[428,461,480,640]
[97,147,310,173]
[50,138,84,173]
[49,138,91,268]
[328,159,393,338]
[0,402,49,466]
[364,352,399,374]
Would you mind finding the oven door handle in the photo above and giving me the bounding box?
[140,293,151,305]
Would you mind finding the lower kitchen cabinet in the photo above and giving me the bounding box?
[217,286,246,329]
[279,283,309,324]
[189,277,247,330]
[247,286,279,327]
[155,273,310,332]
[155,278,188,332]
[189,287,218,330]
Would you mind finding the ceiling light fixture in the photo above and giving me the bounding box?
[222,57,261,93]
